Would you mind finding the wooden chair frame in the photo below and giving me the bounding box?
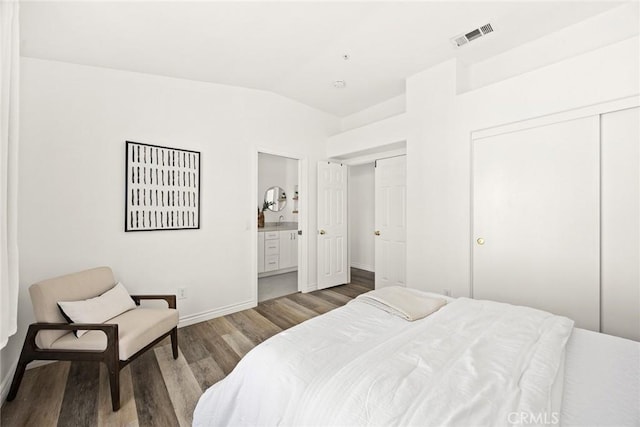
[6,295,178,411]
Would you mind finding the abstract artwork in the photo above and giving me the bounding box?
[125,141,200,231]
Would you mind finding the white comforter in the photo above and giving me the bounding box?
[194,296,574,426]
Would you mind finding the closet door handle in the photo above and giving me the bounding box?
[374,230,381,236]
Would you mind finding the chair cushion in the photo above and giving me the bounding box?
[49,307,179,361]
[29,267,116,349]
[58,282,136,337]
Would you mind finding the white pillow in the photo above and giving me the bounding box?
[58,282,136,337]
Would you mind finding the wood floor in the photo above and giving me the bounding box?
[1,268,374,427]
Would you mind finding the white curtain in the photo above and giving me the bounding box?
[0,0,19,349]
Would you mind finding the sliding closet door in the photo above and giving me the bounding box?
[601,107,639,341]
[473,116,600,330]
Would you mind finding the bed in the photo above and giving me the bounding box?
[193,289,640,426]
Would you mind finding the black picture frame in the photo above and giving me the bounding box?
[125,140,201,232]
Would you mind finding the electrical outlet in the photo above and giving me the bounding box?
[443,289,451,297]
[178,287,187,300]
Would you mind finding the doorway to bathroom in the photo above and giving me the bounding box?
[257,152,302,302]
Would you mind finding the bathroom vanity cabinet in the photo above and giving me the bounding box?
[258,224,298,275]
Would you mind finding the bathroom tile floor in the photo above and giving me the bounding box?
[258,271,298,302]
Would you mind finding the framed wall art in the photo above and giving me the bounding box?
[125,141,200,231]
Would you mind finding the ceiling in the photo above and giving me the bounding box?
[20,1,624,117]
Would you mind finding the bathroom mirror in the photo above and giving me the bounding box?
[264,186,287,212]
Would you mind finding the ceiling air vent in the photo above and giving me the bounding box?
[451,23,494,48]
[480,23,493,34]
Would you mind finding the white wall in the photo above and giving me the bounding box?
[406,35,639,300]
[349,163,375,272]
[462,2,639,92]
[327,113,407,159]
[339,95,405,132]
[258,153,298,223]
[0,57,338,388]
[600,107,640,341]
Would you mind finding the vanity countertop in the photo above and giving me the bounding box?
[259,222,298,232]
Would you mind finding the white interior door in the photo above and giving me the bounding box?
[473,116,600,330]
[375,156,406,289]
[317,161,348,289]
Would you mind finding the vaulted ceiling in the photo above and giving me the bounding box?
[20,1,624,116]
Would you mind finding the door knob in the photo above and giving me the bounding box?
[319,230,326,235]
[476,238,485,245]
[374,231,381,236]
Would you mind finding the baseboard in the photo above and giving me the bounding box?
[0,359,17,404]
[26,360,56,370]
[178,299,257,328]
[1,358,62,404]
[1,359,49,403]
[350,262,374,272]
[303,283,317,293]
[258,267,298,279]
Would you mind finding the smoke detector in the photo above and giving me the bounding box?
[451,23,494,48]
